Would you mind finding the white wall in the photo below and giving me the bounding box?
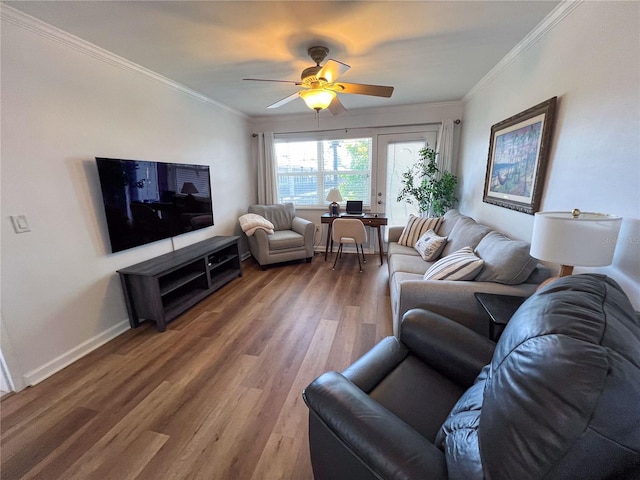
[457,1,640,307]
[1,9,255,387]
[251,101,463,240]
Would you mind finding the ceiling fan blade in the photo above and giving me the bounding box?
[334,82,394,98]
[267,92,300,109]
[328,96,347,116]
[243,78,302,85]
[318,59,350,83]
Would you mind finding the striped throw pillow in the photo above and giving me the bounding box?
[398,215,443,247]
[423,247,484,281]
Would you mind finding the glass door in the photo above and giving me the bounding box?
[376,130,439,227]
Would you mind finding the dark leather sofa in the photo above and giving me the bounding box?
[303,274,640,479]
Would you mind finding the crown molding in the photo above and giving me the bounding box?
[0,4,248,119]
[463,0,583,102]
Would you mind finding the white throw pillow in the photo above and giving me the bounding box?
[415,229,448,261]
[398,215,442,247]
[424,246,484,281]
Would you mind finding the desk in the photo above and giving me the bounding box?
[321,213,388,265]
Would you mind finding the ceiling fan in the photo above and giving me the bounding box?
[243,46,394,114]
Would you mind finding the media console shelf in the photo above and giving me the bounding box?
[118,236,242,332]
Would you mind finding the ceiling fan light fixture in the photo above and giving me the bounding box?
[299,89,336,112]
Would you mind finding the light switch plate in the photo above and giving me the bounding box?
[10,215,31,233]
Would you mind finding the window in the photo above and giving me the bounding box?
[275,137,372,207]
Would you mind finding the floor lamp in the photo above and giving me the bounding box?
[530,209,622,284]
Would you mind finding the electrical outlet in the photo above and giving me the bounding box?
[11,215,31,233]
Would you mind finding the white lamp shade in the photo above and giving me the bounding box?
[300,89,336,111]
[530,211,622,267]
[326,188,343,203]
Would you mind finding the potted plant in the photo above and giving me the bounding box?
[396,145,458,217]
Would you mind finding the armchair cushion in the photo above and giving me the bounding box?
[248,203,295,230]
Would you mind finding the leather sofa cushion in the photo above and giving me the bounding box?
[369,355,465,443]
[473,231,538,284]
[440,217,491,258]
[436,366,489,480]
[434,274,640,479]
[489,275,639,479]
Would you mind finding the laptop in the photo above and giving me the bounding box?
[343,200,365,216]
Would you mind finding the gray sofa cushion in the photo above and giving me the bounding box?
[474,231,538,285]
[441,217,491,258]
[249,203,295,230]
[438,209,471,237]
[389,253,432,277]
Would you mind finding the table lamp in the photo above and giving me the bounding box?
[530,209,622,281]
[181,182,199,195]
[326,188,342,216]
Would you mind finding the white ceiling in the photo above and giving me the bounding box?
[5,1,560,117]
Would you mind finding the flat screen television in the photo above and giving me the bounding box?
[95,157,214,253]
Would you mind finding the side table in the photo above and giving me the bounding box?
[474,293,527,341]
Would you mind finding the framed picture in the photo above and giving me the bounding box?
[482,97,557,214]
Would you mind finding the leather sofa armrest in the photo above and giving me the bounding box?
[341,336,409,392]
[303,371,448,480]
[401,309,496,388]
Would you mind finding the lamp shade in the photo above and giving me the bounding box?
[530,210,622,267]
[181,182,199,195]
[326,188,343,203]
[300,89,336,111]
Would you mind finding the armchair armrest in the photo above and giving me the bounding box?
[341,336,409,392]
[292,216,315,257]
[303,372,447,480]
[291,216,313,235]
[401,309,495,388]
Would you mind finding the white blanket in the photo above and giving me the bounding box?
[239,213,275,236]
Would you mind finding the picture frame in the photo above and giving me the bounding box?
[482,97,557,214]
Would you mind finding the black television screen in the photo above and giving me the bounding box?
[95,157,214,253]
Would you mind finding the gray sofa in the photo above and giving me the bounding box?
[247,203,314,269]
[388,209,549,337]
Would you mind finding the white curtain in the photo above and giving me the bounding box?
[256,132,277,205]
[437,119,456,175]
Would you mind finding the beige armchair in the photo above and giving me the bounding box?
[247,203,315,269]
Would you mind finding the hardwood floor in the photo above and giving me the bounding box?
[1,253,393,479]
